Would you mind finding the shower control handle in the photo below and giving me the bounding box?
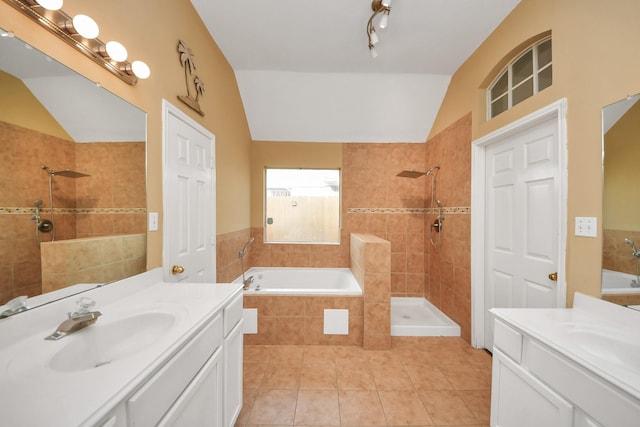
[548,272,557,281]
[171,265,185,275]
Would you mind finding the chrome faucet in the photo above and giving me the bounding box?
[624,238,640,258]
[624,238,640,287]
[45,297,101,340]
[243,275,254,290]
[0,296,27,319]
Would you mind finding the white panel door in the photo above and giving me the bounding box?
[484,116,560,348]
[163,101,216,282]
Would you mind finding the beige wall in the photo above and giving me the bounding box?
[0,70,71,140]
[603,101,640,230]
[430,0,640,305]
[250,141,342,228]
[0,0,253,270]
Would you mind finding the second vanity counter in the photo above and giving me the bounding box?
[0,268,243,427]
[491,292,640,427]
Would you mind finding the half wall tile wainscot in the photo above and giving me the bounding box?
[351,233,391,350]
[40,233,146,293]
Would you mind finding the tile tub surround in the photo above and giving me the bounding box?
[246,119,473,343]
[603,229,640,275]
[243,295,364,346]
[238,338,492,426]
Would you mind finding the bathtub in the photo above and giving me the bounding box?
[234,267,362,295]
[601,269,640,295]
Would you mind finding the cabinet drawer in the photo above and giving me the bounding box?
[128,314,223,427]
[224,293,243,337]
[493,319,523,363]
[527,339,640,427]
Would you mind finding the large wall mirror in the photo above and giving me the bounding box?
[0,28,147,313]
[602,93,640,299]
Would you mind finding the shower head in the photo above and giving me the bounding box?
[53,169,90,178]
[239,237,255,258]
[396,170,426,178]
[41,165,89,178]
[396,166,440,178]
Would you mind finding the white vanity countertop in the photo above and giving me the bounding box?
[491,292,640,400]
[0,270,243,427]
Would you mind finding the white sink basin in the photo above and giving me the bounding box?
[567,328,640,374]
[49,312,176,372]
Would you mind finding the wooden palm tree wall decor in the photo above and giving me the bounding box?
[177,40,206,116]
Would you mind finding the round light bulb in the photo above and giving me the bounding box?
[72,15,99,39]
[105,41,128,62]
[36,0,63,10]
[131,61,150,79]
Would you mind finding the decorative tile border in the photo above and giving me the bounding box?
[347,207,470,215]
[0,207,146,215]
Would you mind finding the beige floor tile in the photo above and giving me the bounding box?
[271,345,304,365]
[378,390,433,426]
[338,390,387,426]
[439,364,491,391]
[337,362,376,390]
[404,363,453,391]
[294,390,340,426]
[241,340,492,427]
[371,363,414,390]
[248,389,298,425]
[458,390,492,424]
[303,345,337,365]
[244,345,271,364]
[335,345,369,364]
[300,364,337,390]
[243,362,266,389]
[419,390,477,425]
[262,364,302,389]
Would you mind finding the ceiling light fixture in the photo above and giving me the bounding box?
[2,0,150,84]
[366,0,391,59]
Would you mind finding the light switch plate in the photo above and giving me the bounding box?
[148,212,159,231]
[575,216,597,237]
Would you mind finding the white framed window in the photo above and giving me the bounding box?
[488,37,552,119]
[264,168,340,244]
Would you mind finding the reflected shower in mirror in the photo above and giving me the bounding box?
[0,28,147,310]
[602,93,640,295]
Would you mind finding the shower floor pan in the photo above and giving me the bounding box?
[391,297,460,337]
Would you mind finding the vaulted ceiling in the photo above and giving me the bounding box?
[191,0,521,142]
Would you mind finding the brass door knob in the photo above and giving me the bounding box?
[548,272,558,281]
[171,265,185,275]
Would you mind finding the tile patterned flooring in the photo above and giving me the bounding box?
[237,337,492,426]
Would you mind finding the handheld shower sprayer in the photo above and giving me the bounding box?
[239,237,255,290]
[624,238,640,258]
[239,237,255,258]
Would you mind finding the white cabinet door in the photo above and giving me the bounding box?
[224,320,244,427]
[491,349,573,427]
[158,347,223,427]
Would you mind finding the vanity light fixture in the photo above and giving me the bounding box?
[366,0,392,59]
[2,0,150,85]
[34,0,60,10]
[69,14,99,39]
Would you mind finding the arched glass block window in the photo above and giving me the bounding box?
[488,37,552,119]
